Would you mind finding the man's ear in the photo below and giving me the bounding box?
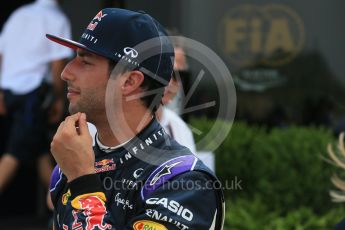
[122,70,145,95]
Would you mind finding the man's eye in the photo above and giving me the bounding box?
[82,60,91,65]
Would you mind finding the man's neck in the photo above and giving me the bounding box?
[95,108,153,147]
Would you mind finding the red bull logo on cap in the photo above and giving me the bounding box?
[87,10,108,31]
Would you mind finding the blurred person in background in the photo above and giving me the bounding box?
[156,35,197,154]
[0,0,72,194]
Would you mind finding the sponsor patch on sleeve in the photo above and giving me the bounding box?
[61,189,71,205]
[141,155,198,200]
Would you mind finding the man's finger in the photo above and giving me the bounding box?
[78,113,89,136]
[64,112,81,134]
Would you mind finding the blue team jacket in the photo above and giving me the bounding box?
[50,119,225,230]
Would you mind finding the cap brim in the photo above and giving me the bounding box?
[46,34,86,50]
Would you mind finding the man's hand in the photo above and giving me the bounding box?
[51,113,94,182]
[0,91,7,116]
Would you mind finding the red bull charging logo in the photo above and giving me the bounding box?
[95,159,116,173]
[78,196,112,230]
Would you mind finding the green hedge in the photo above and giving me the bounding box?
[225,197,345,229]
[190,118,345,228]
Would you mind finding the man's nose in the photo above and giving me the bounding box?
[61,61,74,82]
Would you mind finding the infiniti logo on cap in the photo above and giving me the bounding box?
[124,47,138,58]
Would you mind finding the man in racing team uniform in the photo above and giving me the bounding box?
[47,8,225,230]
[50,118,224,230]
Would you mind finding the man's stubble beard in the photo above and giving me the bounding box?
[68,93,106,124]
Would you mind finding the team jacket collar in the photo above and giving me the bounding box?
[93,118,169,164]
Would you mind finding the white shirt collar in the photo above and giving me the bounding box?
[96,133,131,153]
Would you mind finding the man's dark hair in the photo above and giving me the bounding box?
[108,60,164,112]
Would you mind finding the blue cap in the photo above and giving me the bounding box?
[46,8,174,86]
